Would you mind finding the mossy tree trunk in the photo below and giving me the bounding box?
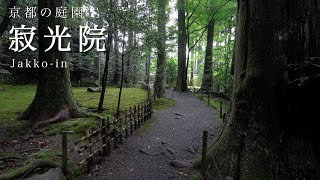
[19,0,85,127]
[176,0,188,92]
[200,19,214,93]
[154,0,166,98]
[0,0,17,37]
[205,0,320,179]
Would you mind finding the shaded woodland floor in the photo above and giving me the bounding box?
[83,89,221,180]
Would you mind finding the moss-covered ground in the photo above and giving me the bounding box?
[0,84,176,179]
[0,84,147,136]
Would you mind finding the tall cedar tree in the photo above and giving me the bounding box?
[154,0,166,97]
[19,0,85,127]
[176,0,188,92]
[201,0,320,179]
[200,19,214,92]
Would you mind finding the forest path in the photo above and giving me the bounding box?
[84,89,220,180]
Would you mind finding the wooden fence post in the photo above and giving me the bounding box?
[125,109,128,138]
[101,118,107,155]
[149,99,152,118]
[119,115,123,144]
[148,100,151,119]
[113,117,118,148]
[87,128,92,173]
[61,132,68,174]
[129,107,133,134]
[207,93,210,106]
[107,117,111,154]
[220,101,223,118]
[134,105,137,130]
[194,87,196,96]
[137,104,140,128]
[144,101,147,122]
[201,131,208,178]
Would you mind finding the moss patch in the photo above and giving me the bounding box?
[188,170,204,180]
[0,149,59,179]
[73,87,147,117]
[137,115,157,135]
[153,98,176,110]
[0,84,147,135]
[195,94,230,123]
[43,117,101,137]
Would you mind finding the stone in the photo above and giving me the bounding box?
[169,160,192,169]
[187,146,196,154]
[167,148,176,155]
[87,87,101,92]
[26,167,66,180]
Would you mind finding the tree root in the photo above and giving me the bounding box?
[0,160,58,180]
[32,109,70,129]
[31,110,105,129]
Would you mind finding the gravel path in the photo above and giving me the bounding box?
[85,89,221,180]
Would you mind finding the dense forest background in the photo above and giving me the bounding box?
[0,0,236,97]
[1,0,320,179]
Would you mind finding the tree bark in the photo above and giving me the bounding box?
[0,0,17,37]
[19,0,85,126]
[176,0,188,92]
[112,29,121,86]
[154,0,166,98]
[97,32,113,113]
[200,19,214,93]
[124,30,134,86]
[203,0,320,179]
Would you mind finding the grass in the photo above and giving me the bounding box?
[0,84,148,136]
[153,97,176,110]
[0,84,149,178]
[0,85,177,179]
[195,94,230,123]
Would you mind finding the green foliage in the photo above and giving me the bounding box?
[188,170,204,180]
[166,57,178,87]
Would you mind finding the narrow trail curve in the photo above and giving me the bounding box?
[85,89,221,180]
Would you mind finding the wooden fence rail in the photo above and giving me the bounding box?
[67,99,152,173]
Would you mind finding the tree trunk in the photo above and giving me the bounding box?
[190,59,194,86]
[0,0,17,37]
[200,19,214,93]
[204,0,320,179]
[19,0,85,127]
[97,32,113,113]
[154,0,166,98]
[124,30,134,86]
[112,29,121,86]
[176,0,188,92]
